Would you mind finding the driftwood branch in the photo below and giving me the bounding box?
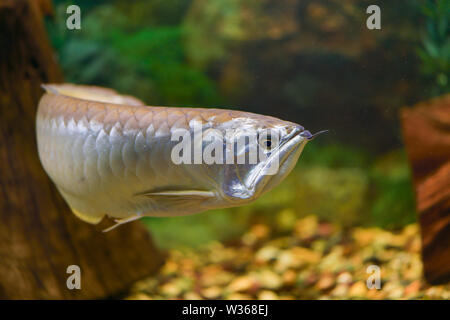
[0,0,163,299]
[401,94,450,284]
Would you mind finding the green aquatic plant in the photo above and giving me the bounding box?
[417,0,450,96]
[369,151,416,229]
[46,1,221,107]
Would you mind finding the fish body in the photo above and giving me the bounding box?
[36,84,312,226]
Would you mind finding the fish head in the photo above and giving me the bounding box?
[213,114,313,205]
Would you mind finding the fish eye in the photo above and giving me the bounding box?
[259,134,273,151]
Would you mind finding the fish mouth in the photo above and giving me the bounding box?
[251,128,328,196]
[242,125,307,199]
[219,125,312,203]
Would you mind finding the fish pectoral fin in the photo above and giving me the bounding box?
[136,189,215,211]
[139,190,215,200]
[102,214,143,233]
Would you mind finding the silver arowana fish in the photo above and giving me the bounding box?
[36,84,317,231]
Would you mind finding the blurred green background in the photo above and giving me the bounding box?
[46,0,448,248]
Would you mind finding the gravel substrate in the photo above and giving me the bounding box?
[125,216,450,300]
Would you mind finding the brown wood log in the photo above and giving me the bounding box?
[401,94,450,284]
[0,0,163,299]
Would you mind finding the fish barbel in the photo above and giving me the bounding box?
[36,84,315,230]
